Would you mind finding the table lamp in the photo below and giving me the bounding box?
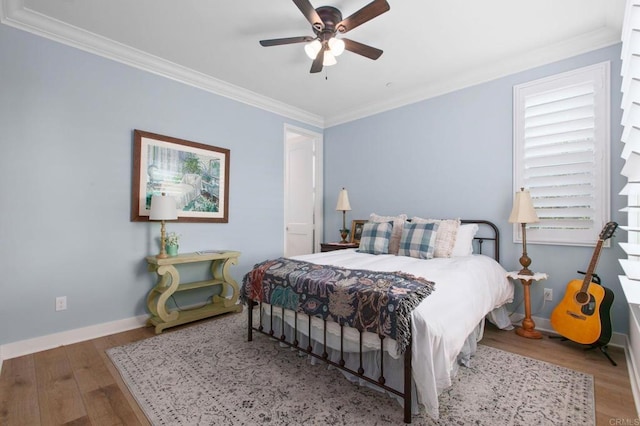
[508,187,543,339]
[149,193,178,259]
[336,188,352,243]
[508,187,539,275]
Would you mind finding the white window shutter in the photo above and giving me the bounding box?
[513,62,610,246]
[620,0,640,305]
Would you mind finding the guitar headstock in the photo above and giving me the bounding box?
[600,221,618,241]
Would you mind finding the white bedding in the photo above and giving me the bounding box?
[283,249,515,418]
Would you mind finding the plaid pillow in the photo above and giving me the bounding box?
[398,222,439,259]
[369,213,407,255]
[358,221,393,255]
[410,217,461,258]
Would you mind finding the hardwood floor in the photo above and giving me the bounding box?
[0,317,636,425]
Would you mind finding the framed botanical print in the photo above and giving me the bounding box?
[131,130,230,222]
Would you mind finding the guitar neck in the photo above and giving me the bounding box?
[580,238,604,293]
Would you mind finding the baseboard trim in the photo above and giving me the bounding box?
[0,314,148,371]
[508,313,627,348]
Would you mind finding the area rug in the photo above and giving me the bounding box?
[107,313,595,425]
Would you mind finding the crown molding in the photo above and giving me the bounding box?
[0,0,324,128]
[324,27,622,127]
[0,0,622,130]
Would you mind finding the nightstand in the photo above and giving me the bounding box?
[507,271,548,339]
[320,242,359,252]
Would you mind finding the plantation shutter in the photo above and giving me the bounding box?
[620,0,640,306]
[513,63,610,246]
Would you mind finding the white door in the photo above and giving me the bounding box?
[284,125,323,257]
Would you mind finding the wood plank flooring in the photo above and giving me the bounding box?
[0,316,636,425]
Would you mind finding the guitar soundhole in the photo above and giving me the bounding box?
[580,294,596,316]
[575,291,590,304]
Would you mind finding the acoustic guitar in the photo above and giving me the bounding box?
[550,222,617,346]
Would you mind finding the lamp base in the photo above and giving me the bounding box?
[516,325,543,339]
[516,276,543,339]
[157,220,169,259]
[339,229,349,244]
[518,267,533,276]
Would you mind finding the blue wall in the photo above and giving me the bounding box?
[324,44,628,334]
[0,21,628,346]
[0,24,320,345]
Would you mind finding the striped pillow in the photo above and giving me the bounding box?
[398,222,439,259]
[358,221,393,255]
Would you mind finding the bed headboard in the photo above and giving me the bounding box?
[461,220,500,263]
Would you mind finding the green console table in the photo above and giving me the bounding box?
[145,250,243,333]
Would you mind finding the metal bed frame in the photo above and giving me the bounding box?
[245,219,500,423]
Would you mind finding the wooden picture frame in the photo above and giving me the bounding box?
[351,220,366,244]
[131,130,230,223]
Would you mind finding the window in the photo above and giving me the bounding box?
[513,62,610,246]
[620,0,640,303]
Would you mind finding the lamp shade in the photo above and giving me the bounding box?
[328,37,345,56]
[336,188,351,211]
[323,50,337,66]
[508,188,539,224]
[149,194,178,220]
[304,40,322,59]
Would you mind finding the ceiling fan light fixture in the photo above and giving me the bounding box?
[323,50,337,66]
[260,0,390,74]
[328,37,345,56]
[304,39,322,59]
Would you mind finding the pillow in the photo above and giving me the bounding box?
[451,223,479,257]
[410,217,461,258]
[397,222,439,259]
[369,213,408,255]
[358,221,393,255]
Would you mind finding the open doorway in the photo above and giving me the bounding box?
[284,125,323,256]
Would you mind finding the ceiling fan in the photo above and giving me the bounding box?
[259,0,390,74]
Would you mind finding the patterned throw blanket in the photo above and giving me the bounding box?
[242,258,435,354]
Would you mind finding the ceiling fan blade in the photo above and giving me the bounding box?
[337,0,390,34]
[260,36,315,47]
[342,38,383,60]
[310,45,326,73]
[293,0,324,31]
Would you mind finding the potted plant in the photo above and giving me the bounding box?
[166,232,180,256]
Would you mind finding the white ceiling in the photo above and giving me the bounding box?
[0,0,625,127]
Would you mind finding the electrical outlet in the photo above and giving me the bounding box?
[55,296,67,311]
[543,288,553,302]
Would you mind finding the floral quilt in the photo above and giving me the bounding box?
[242,257,435,353]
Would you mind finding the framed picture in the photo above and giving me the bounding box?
[351,220,366,244]
[131,130,230,223]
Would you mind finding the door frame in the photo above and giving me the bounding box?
[284,124,323,254]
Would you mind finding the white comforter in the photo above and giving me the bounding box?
[291,249,514,418]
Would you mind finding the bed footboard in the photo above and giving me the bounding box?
[244,219,502,423]
[246,300,413,424]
